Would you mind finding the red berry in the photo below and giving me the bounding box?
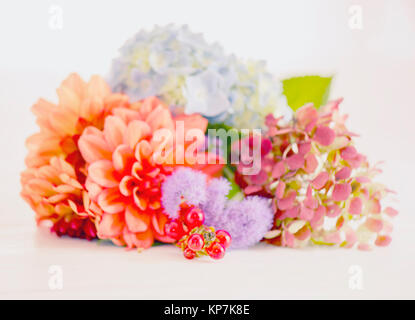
[215,230,232,249]
[70,219,82,231]
[183,207,205,229]
[206,242,226,260]
[58,220,68,235]
[183,247,196,260]
[187,233,205,251]
[84,220,97,239]
[164,220,185,240]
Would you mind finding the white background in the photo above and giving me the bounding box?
[0,0,414,299]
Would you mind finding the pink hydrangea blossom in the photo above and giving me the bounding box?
[234,99,398,250]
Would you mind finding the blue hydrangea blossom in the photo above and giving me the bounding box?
[109,24,291,129]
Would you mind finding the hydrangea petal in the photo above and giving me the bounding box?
[296,103,318,130]
[335,167,352,180]
[332,183,352,201]
[375,235,392,247]
[304,153,318,174]
[385,207,398,217]
[278,191,297,210]
[272,161,286,179]
[349,197,363,215]
[365,218,383,233]
[340,146,357,160]
[314,126,335,146]
[324,231,342,244]
[312,172,329,190]
[275,181,286,199]
[327,204,341,218]
[299,205,314,221]
[286,154,304,170]
[285,205,300,218]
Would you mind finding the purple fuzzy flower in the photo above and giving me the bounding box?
[214,196,273,249]
[201,177,231,226]
[161,167,207,219]
[161,168,273,250]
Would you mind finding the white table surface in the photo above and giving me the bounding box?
[1,0,414,299]
[0,210,414,299]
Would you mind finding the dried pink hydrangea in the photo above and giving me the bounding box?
[234,99,398,250]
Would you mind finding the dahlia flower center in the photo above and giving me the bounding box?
[118,159,173,213]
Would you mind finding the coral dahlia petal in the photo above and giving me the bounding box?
[103,115,127,150]
[127,120,151,150]
[97,212,124,238]
[112,144,134,173]
[97,188,125,214]
[123,228,154,250]
[88,160,118,188]
[78,127,113,163]
[125,205,150,233]
[21,73,131,239]
[78,96,218,249]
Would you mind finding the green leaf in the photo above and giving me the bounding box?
[206,122,241,165]
[206,122,235,132]
[310,238,336,246]
[97,239,114,246]
[152,241,168,247]
[282,75,333,112]
[222,165,243,200]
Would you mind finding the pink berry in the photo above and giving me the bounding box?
[164,220,185,240]
[206,243,226,260]
[187,233,205,252]
[215,230,232,249]
[184,207,205,229]
[183,247,196,260]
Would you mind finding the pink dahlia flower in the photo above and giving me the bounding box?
[235,99,398,250]
[21,73,130,238]
[78,96,221,249]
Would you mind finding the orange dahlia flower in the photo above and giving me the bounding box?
[21,73,130,238]
[78,97,217,249]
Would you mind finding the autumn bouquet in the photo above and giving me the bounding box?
[21,25,397,260]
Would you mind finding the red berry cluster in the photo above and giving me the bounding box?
[51,216,97,240]
[164,204,232,260]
